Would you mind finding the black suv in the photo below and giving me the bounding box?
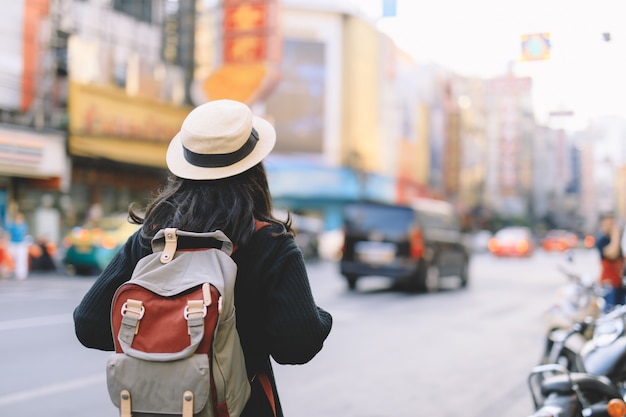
[340,199,470,291]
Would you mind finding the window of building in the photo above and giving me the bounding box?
[113,0,153,23]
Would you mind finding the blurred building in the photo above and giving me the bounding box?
[532,125,582,232]
[193,0,438,231]
[0,0,197,240]
[0,0,70,239]
[65,0,192,226]
[4,0,582,245]
[587,116,626,224]
[484,72,535,221]
[574,134,596,234]
[452,76,489,228]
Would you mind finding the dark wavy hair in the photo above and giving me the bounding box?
[128,162,292,246]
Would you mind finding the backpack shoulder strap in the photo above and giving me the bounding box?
[254,219,270,231]
[257,374,276,417]
[232,220,270,254]
[150,229,234,257]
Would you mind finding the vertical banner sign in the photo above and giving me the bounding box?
[21,0,50,112]
[223,1,271,63]
[202,0,282,104]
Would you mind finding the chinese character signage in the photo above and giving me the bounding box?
[201,0,282,104]
[223,2,274,63]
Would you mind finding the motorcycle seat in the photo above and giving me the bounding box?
[541,372,622,398]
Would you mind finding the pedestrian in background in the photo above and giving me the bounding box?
[596,212,625,312]
[73,99,333,417]
[0,227,12,279]
[6,211,29,280]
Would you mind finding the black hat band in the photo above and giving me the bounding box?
[183,128,259,168]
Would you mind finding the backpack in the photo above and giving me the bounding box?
[106,227,270,417]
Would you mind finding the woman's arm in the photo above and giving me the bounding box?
[604,225,623,260]
[73,230,148,350]
[262,236,332,364]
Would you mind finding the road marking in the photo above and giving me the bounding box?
[0,374,104,406]
[0,314,73,331]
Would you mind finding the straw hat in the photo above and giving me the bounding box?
[166,99,276,180]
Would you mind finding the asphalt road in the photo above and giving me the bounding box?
[0,248,601,417]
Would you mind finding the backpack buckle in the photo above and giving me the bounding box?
[184,302,207,320]
[184,300,207,336]
[121,301,145,320]
[121,299,145,335]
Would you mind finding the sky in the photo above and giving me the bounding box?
[349,0,626,130]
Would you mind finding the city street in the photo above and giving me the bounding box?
[0,248,600,417]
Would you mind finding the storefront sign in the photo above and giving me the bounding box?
[0,133,44,166]
[68,82,192,167]
[0,126,68,187]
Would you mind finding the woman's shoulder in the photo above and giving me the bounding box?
[244,221,298,256]
[253,220,291,243]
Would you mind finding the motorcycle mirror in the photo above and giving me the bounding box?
[607,398,626,417]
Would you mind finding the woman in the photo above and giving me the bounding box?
[596,212,625,312]
[6,211,29,280]
[73,99,333,416]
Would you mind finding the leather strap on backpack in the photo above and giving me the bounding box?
[182,391,194,417]
[258,374,277,417]
[255,219,270,231]
[120,390,132,417]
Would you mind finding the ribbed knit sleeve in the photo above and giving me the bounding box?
[265,251,333,364]
[242,227,332,365]
[73,230,149,351]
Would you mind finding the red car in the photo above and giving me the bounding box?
[541,229,579,252]
[488,227,535,257]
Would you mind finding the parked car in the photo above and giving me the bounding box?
[488,226,535,257]
[61,214,140,275]
[273,209,323,259]
[340,199,470,292]
[541,229,579,252]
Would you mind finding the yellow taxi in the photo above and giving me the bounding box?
[61,214,140,275]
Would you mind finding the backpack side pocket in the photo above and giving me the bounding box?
[212,309,251,417]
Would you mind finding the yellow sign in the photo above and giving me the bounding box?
[68,82,192,168]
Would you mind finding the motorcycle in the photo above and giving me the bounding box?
[527,363,626,417]
[527,305,626,417]
[541,262,605,371]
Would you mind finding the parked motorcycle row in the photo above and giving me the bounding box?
[525,253,626,417]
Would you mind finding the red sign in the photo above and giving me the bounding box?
[223,4,269,33]
[224,36,268,63]
[222,1,277,65]
[202,0,281,104]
